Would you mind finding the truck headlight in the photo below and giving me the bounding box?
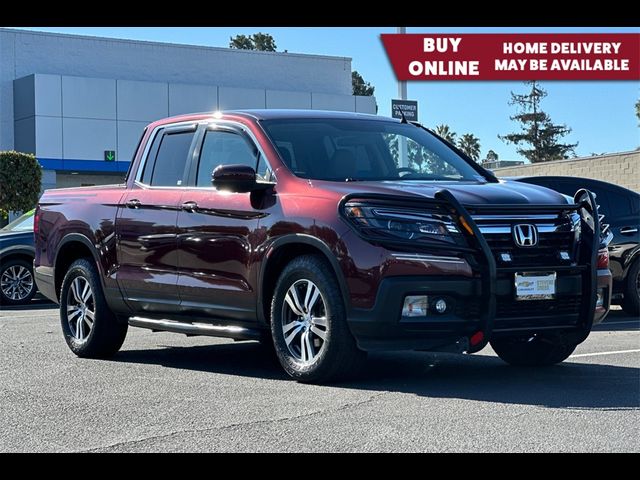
[343,203,461,245]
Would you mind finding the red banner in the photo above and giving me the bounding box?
[381,33,640,81]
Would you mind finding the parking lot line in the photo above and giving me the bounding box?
[571,349,640,358]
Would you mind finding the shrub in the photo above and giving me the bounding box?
[0,151,42,220]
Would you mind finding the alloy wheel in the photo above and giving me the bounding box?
[281,279,328,364]
[1,265,34,301]
[66,277,95,342]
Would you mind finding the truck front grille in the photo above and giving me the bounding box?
[483,231,575,266]
[471,213,578,267]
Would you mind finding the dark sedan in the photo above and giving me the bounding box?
[514,176,640,316]
[0,210,37,305]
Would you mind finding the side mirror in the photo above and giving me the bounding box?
[211,164,274,193]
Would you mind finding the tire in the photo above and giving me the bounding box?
[621,259,640,317]
[491,333,578,367]
[0,258,37,305]
[270,255,366,383]
[59,258,127,358]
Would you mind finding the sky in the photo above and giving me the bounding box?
[16,26,640,162]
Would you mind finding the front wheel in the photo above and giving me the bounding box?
[60,258,127,358]
[270,255,366,383]
[490,333,579,367]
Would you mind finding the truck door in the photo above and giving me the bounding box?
[176,124,272,322]
[116,124,197,314]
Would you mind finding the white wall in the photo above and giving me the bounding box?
[13,73,378,164]
[1,28,377,174]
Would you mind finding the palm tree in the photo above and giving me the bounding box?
[434,124,457,144]
[458,134,481,162]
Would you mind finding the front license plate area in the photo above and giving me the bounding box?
[515,272,556,300]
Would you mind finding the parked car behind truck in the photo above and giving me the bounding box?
[34,110,611,383]
[514,176,639,316]
[0,210,37,305]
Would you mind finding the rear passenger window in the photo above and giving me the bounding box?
[607,190,632,217]
[554,181,610,217]
[145,131,195,187]
[586,188,610,218]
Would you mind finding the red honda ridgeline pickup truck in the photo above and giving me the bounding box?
[34,110,611,383]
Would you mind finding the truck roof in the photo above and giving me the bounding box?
[148,109,392,130]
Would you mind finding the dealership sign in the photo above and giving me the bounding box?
[391,99,418,122]
[381,33,640,80]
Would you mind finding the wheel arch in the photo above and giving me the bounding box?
[54,234,103,301]
[257,234,350,326]
[0,248,35,265]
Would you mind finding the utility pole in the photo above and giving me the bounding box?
[397,27,408,168]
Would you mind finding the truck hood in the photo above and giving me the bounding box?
[0,230,34,247]
[314,179,570,206]
[0,230,33,239]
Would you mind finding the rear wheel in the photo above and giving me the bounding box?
[621,259,640,317]
[0,258,36,305]
[271,255,365,383]
[491,333,578,367]
[60,258,127,358]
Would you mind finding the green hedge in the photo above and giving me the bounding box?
[0,151,42,219]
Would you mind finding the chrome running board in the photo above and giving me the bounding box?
[128,316,261,340]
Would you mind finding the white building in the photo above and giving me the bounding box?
[0,28,377,189]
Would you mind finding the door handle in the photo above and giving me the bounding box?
[620,227,638,235]
[182,201,198,212]
[125,199,141,209]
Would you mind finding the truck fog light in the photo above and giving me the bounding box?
[596,289,604,308]
[434,298,448,313]
[402,295,428,317]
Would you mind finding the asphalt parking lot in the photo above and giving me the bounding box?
[1,301,638,452]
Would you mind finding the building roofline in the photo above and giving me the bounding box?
[0,28,351,63]
[492,150,640,170]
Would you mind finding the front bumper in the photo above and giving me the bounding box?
[348,268,612,351]
[341,188,607,353]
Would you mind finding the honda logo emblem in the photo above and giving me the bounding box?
[513,224,538,247]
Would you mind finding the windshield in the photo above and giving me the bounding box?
[261,118,487,182]
[1,210,35,232]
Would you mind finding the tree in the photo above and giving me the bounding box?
[485,149,499,163]
[434,124,457,144]
[252,32,277,52]
[499,81,577,163]
[229,33,277,52]
[636,99,640,124]
[458,134,481,162]
[0,151,42,220]
[352,71,375,96]
[229,35,254,50]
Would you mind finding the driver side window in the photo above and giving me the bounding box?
[196,130,265,187]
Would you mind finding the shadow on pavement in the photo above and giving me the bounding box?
[593,308,639,331]
[0,297,56,312]
[115,342,640,410]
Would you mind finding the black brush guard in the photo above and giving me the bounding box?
[339,188,600,353]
